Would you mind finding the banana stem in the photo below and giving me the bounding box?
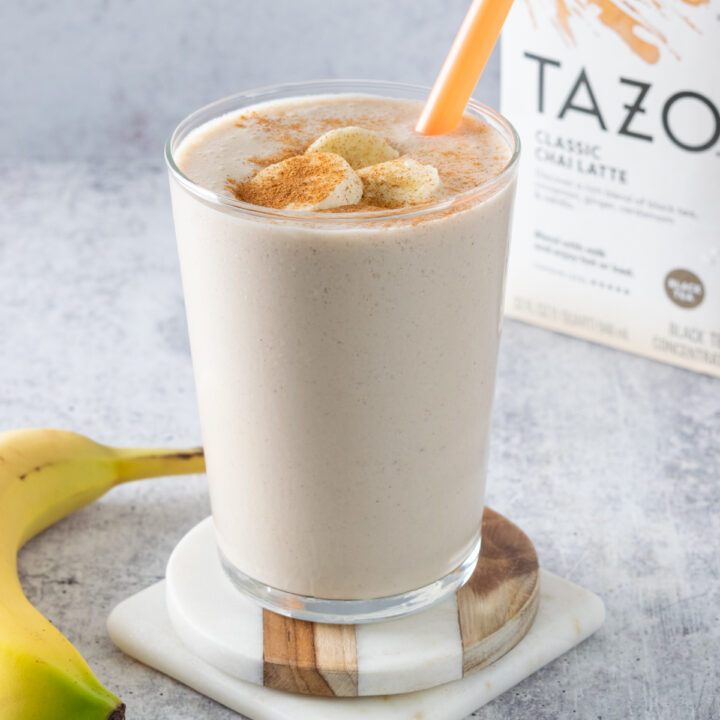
[111,446,205,484]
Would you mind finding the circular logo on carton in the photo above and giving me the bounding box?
[664,269,704,309]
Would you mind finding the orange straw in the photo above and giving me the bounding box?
[416,0,515,135]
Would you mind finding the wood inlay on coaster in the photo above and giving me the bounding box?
[458,508,540,675]
[164,508,540,698]
[262,613,358,696]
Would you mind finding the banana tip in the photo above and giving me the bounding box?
[108,704,126,720]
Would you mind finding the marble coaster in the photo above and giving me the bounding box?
[164,511,540,696]
[107,570,604,720]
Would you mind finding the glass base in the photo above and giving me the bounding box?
[218,537,481,624]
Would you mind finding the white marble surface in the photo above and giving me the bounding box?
[166,516,467,696]
[108,571,604,719]
[1,0,500,161]
[166,519,264,687]
[2,160,719,719]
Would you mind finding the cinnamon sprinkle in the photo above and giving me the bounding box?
[246,149,300,167]
[226,152,350,209]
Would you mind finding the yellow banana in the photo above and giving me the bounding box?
[0,428,205,720]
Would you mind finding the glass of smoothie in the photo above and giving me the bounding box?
[166,80,519,623]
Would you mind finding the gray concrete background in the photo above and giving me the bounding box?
[1,0,500,161]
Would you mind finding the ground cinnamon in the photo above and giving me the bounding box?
[226,152,350,209]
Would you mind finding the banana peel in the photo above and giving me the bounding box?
[0,428,205,720]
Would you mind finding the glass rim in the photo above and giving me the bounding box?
[165,79,521,225]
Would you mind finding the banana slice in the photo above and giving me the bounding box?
[235,152,363,210]
[307,127,399,170]
[358,157,440,208]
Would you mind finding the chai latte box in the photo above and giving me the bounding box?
[500,0,720,377]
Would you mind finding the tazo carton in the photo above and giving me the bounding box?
[501,0,719,377]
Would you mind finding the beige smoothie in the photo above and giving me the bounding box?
[169,90,517,604]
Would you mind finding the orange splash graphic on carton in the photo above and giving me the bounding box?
[556,0,575,39]
[537,0,707,64]
[586,0,663,63]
